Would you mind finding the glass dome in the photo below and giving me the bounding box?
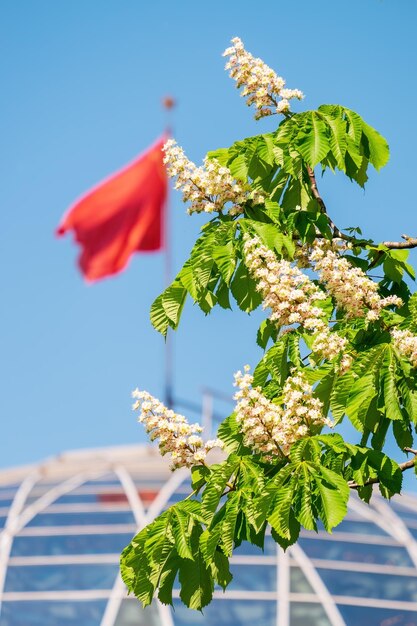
[1,444,417,626]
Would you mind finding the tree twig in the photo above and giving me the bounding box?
[348,449,417,489]
[382,235,417,250]
[305,165,417,251]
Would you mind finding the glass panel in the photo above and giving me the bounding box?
[167,492,192,504]
[54,494,102,504]
[4,563,118,591]
[406,527,417,540]
[338,604,417,626]
[227,564,276,591]
[0,498,14,507]
[389,501,417,523]
[115,599,160,626]
[0,600,106,626]
[130,475,167,487]
[26,511,135,526]
[330,520,388,536]
[82,477,121,485]
[290,567,314,594]
[172,598,276,626]
[0,485,18,493]
[290,603,331,626]
[318,568,417,602]
[299,537,413,566]
[11,533,133,556]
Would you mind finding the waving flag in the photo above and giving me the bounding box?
[56,136,167,281]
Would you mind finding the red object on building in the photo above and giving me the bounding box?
[56,136,167,281]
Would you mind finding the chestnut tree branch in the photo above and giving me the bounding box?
[348,448,417,489]
[305,165,417,250]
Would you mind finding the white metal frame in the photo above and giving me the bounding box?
[3,449,417,626]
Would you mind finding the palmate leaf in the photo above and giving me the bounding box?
[295,112,331,167]
[201,457,240,523]
[409,293,417,331]
[267,484,295,540]
[150,281,187,337]
[314,465,349,530]
[380,347,403,421]
[319,110,347,170]
[162,282,187,328]
[210,550,233,591]
[178,526,214,610]
[361,121,389,170]
[217,413,251,455]
[293,465,317,531]
[230,261,262,312]
[212,241,236,286]
[221,491,242,556]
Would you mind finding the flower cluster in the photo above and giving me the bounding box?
[311,243,403,320]
[244,235,326,328]
[163,139,264,215]
[243,235,349,364]
[311,329,353,374]
[132,390,223,469]
[391,328,417,369]
[233,366,331,459]
[223,37,304,119]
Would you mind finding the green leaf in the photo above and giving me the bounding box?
[171,508,193,559]
[221,491,242,556]
[150,294,170,337]
[210,550,233,591]
[293,465,317,531]
[268,485,295,540]
[257,319,278,350]
[201,459,239,523]
[150,280,187,336]
[217,413,251,455]
[228,154,248,181]
[191,465,211,491]
[178,526,213,610]
[344,108,363,146]
[409,293,417,331]
[314,465,349,531]
[253,333,291,387]
[295,112,330,167]
[212,242,236,286]
[230,261,262,313]
[243,220,285,255]
[380,347,403,421]
[319,111,347,170]
[162,282,187,328]
[346,345,387,430]
[361,121,389,171]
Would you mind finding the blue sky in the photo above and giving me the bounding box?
[1,0,417,488]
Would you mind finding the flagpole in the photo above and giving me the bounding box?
[163,96,175,409]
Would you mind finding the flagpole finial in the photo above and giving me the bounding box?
[162,96,176,110]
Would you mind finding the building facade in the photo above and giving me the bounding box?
[1,445,417,626]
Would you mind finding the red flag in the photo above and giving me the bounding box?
[56,136,167,281]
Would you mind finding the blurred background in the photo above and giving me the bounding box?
[1,0,416,485]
